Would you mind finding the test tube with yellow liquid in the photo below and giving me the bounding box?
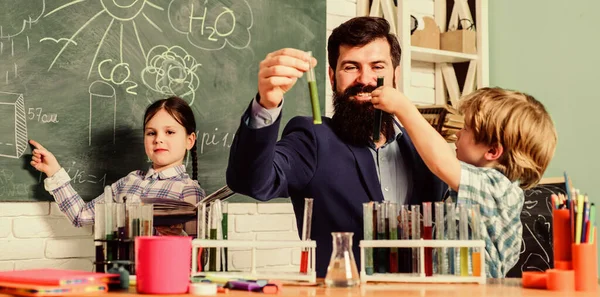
[459,204,469,276]
[306,51,322,124]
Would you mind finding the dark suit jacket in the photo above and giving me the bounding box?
[226,106,446,277]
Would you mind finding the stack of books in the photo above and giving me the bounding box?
[141,185,235,226]
[0,269,120,296]
[417,104,464,142]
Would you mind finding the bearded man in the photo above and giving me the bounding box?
[227,16,446,277]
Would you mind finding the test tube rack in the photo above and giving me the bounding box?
[359,239,486,284]
[191,239,317,283]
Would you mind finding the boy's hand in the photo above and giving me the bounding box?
[29,140,61,177]
[371,86,410,114]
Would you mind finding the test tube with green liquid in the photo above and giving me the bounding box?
[306,51,322,124]
[459,204,469,276]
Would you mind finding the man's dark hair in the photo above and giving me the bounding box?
[327,17,402,71]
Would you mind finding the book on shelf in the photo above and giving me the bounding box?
[140,185,235,226]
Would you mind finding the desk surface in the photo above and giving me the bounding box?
[26,279,594,297]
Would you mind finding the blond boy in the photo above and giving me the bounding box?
[372,87,557,277]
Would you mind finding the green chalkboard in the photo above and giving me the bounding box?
[0,0,326,202]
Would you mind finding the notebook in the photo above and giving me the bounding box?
[0,281,108,297]
[0,269,119,286]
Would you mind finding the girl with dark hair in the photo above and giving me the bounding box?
[30,96,205,235]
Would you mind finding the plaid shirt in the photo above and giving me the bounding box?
[44,165,205,227]
[448,162,524,278]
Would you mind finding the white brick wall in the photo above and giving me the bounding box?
[0,202,94,272]
[0,0,437,274]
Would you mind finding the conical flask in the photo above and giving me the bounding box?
[324,232,360,287]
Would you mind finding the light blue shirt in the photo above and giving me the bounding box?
[247,97,409,205]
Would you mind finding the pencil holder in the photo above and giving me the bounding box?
[546,269,574,291]
[572,239,598,292]
[552,209,572,269]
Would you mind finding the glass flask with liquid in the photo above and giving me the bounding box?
[324,232,360,287]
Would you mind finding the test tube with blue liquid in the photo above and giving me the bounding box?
[306,51,322,124]
[446,201,457,275]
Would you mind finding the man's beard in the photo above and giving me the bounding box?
[331,82,394,147]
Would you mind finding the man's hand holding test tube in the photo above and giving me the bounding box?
[256,49,317,110]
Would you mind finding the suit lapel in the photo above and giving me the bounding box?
[347,145,384,202]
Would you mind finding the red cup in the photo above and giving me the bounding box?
[135,236,192,294]
[572,239,598,292]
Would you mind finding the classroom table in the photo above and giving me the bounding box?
[56,278,598,297]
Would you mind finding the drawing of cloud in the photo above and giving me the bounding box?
[168,0,252,50]
[141,45,201,106]
[0,0,45,38]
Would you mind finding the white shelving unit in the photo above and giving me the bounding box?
[357,0,489,108]
[359,239,486,284]
[191,239,317,283]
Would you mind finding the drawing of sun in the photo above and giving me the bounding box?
[43,0,165,75]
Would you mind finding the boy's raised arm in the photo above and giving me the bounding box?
[371,86,461,191]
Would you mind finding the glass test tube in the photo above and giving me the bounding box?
[209,202,218,271]
[434,201,446,275]
[221,202,228,272]
[306,51,322,124]
[411,205,421,274]
[376,202,387,273]
[422,202,433,276]
[116,203,126,260]
[94,201,105,272]
[400,205,411,273]
[128,203,141,238]
[459,204,469,276]
[388,202,398,273]
[372,202,379,271]
[471,205,482,277]
[362,202,374,275]
[103,186,114,261]
[446,201,457,275]
[300,198,313,274]
[141,204,153,236]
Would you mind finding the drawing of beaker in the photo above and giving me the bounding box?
[324,232,360,288]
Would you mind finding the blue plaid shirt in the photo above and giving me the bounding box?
[44,165,205,227]
[448,162,524,278]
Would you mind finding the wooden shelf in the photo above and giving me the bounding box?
[411,46,478,63]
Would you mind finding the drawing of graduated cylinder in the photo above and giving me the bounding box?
[0,92,28,158]
[88,81,116,146]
